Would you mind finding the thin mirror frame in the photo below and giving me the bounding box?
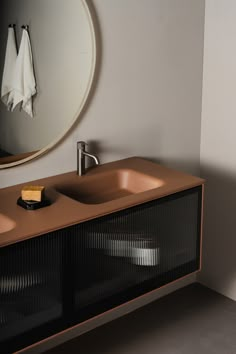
[0,0,96,169]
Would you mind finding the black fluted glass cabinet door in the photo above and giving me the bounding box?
[72,186,202,322]
[0,231,65,353]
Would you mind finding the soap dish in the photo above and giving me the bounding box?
[17,197,51,210]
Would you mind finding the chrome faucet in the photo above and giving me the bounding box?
[77,141,100,176]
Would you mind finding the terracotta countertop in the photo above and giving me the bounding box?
[0,157,205,248]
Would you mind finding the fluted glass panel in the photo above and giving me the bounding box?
[72,186,201,321]
[0,231,63,350]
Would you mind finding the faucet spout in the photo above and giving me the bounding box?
[77,141,100,176]
[83,151,100,165]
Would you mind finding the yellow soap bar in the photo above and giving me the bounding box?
[21,185,45,202]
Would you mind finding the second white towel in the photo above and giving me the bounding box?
[10,28,37,117]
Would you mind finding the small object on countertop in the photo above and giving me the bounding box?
[21,185,45,202]
[17,197,51,210]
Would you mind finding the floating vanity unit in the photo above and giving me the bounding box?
[0,157,205,354]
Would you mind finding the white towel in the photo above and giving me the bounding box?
[10,28,36,117]
[1,27,17,109]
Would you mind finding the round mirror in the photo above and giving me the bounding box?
[0,0,96,168]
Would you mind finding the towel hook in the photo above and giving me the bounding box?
[8,24,16,28]
[21,25,29,31]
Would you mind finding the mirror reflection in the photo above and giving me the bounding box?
[0,0,96,168]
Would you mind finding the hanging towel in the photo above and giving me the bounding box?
[1,27,17,109]
[10,28,36,117]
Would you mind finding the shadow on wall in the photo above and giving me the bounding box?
[153,157,200,176]
[85,142,200,177]
[198,164,236,301]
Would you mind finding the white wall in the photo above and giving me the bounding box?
[0,0,205,188]
[200,0,236,300]
[0,2,205,346]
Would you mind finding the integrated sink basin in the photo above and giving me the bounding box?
[0,213,16,234]
[55,169,164,204]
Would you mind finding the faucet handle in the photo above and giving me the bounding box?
[77,141,87,150]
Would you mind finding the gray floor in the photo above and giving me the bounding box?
[46,283,236,354]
